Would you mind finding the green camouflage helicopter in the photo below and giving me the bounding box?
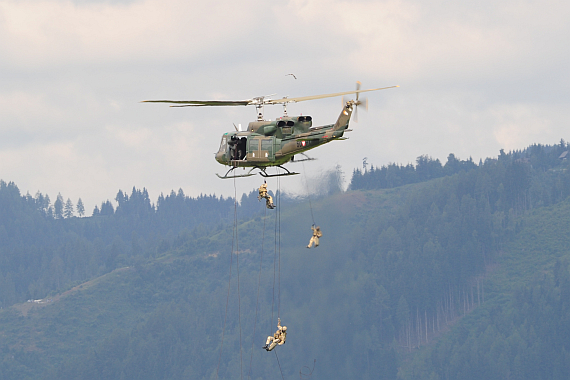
[143,83,398,179]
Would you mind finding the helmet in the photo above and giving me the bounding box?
[282,326,287,331]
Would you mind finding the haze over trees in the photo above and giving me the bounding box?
[0,140,569,379]
[0,182,277,308]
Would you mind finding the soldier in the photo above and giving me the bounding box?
[236,137,247,160]
[307,224,322,248]
[258,181,276,209]
[263,318,287,351]
[227,135,238,160]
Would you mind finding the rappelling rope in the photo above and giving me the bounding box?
[270,176,277,333]
[270,168,283,331]
[217,176,244,380]
[275,350,286,380]
[216,178,238,380]
[216,222,233,380]
[300,359,317,379]
[301,161,315,225]
[234,176,244,380]
[277,173,282,318]
[247,205,267,380]
[271,172,285,379]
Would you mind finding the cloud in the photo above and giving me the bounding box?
[491,104,554,151]
[0,0,569,209]
[0,0,263,68]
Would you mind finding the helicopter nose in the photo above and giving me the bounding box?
[215,151,225,164]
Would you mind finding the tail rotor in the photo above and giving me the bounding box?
[352,81,368,123]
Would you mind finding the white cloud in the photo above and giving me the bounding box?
[0,0,569,207]
[0,0,262,67]
[491,104,553,151]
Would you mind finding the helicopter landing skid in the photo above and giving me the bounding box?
[291,153,316,163]
[259,166,299,178]
[216,167,257,179]
[217,165,299,179]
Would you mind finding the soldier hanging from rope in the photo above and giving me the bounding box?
[258,181,276,209]
[263,318,287,351]
[306,224,322,248]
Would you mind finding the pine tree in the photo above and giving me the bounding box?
[64,198,74,218]
[100,200,114,216]
[54,193,64,219]
[76,198,85,217]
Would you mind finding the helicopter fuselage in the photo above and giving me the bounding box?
[215,103,354,171]
[143,83,397,178]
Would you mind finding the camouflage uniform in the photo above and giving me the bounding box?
[258,183,275,209]
[264,318,287,351]
[307,225,322,248]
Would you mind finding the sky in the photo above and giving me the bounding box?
[1,0,569,212]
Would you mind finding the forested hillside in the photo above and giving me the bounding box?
[0,182,283,309]
[399,200,570,380]
[0,141,569,380]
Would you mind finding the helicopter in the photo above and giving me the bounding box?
[143,83,398,179]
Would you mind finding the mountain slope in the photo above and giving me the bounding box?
[399,198,570,380]
[1,142,569,380]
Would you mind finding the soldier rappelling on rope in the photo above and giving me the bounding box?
[258,181,276,209]
[263,318,287,351]
[307,224,322,248]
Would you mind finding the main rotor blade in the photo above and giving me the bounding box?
[141,100,250,106]
[266,85,399,105]
[142,85,399,108]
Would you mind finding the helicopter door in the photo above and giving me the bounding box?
[247,137,274,162]
[261,138,274,161]
[247,137,261,162]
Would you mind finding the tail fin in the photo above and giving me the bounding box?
[332,101,355,131]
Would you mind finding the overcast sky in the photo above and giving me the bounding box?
[1,0,569,212]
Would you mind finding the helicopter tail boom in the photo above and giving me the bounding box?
[332,101,355,132]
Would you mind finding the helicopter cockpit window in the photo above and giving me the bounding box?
[219,136,227,153]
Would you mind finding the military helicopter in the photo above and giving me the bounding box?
[143,83,398,179]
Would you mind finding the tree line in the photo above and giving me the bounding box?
[45,141,570,380]
[0,181,290,309]
[1,140,569,380]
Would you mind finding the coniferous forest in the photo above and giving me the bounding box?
[0,141,569,379]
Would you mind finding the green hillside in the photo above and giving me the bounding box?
[399,199,570,380]
[1,141,570,379]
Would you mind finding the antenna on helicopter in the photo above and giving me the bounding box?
[282,96,288,117]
